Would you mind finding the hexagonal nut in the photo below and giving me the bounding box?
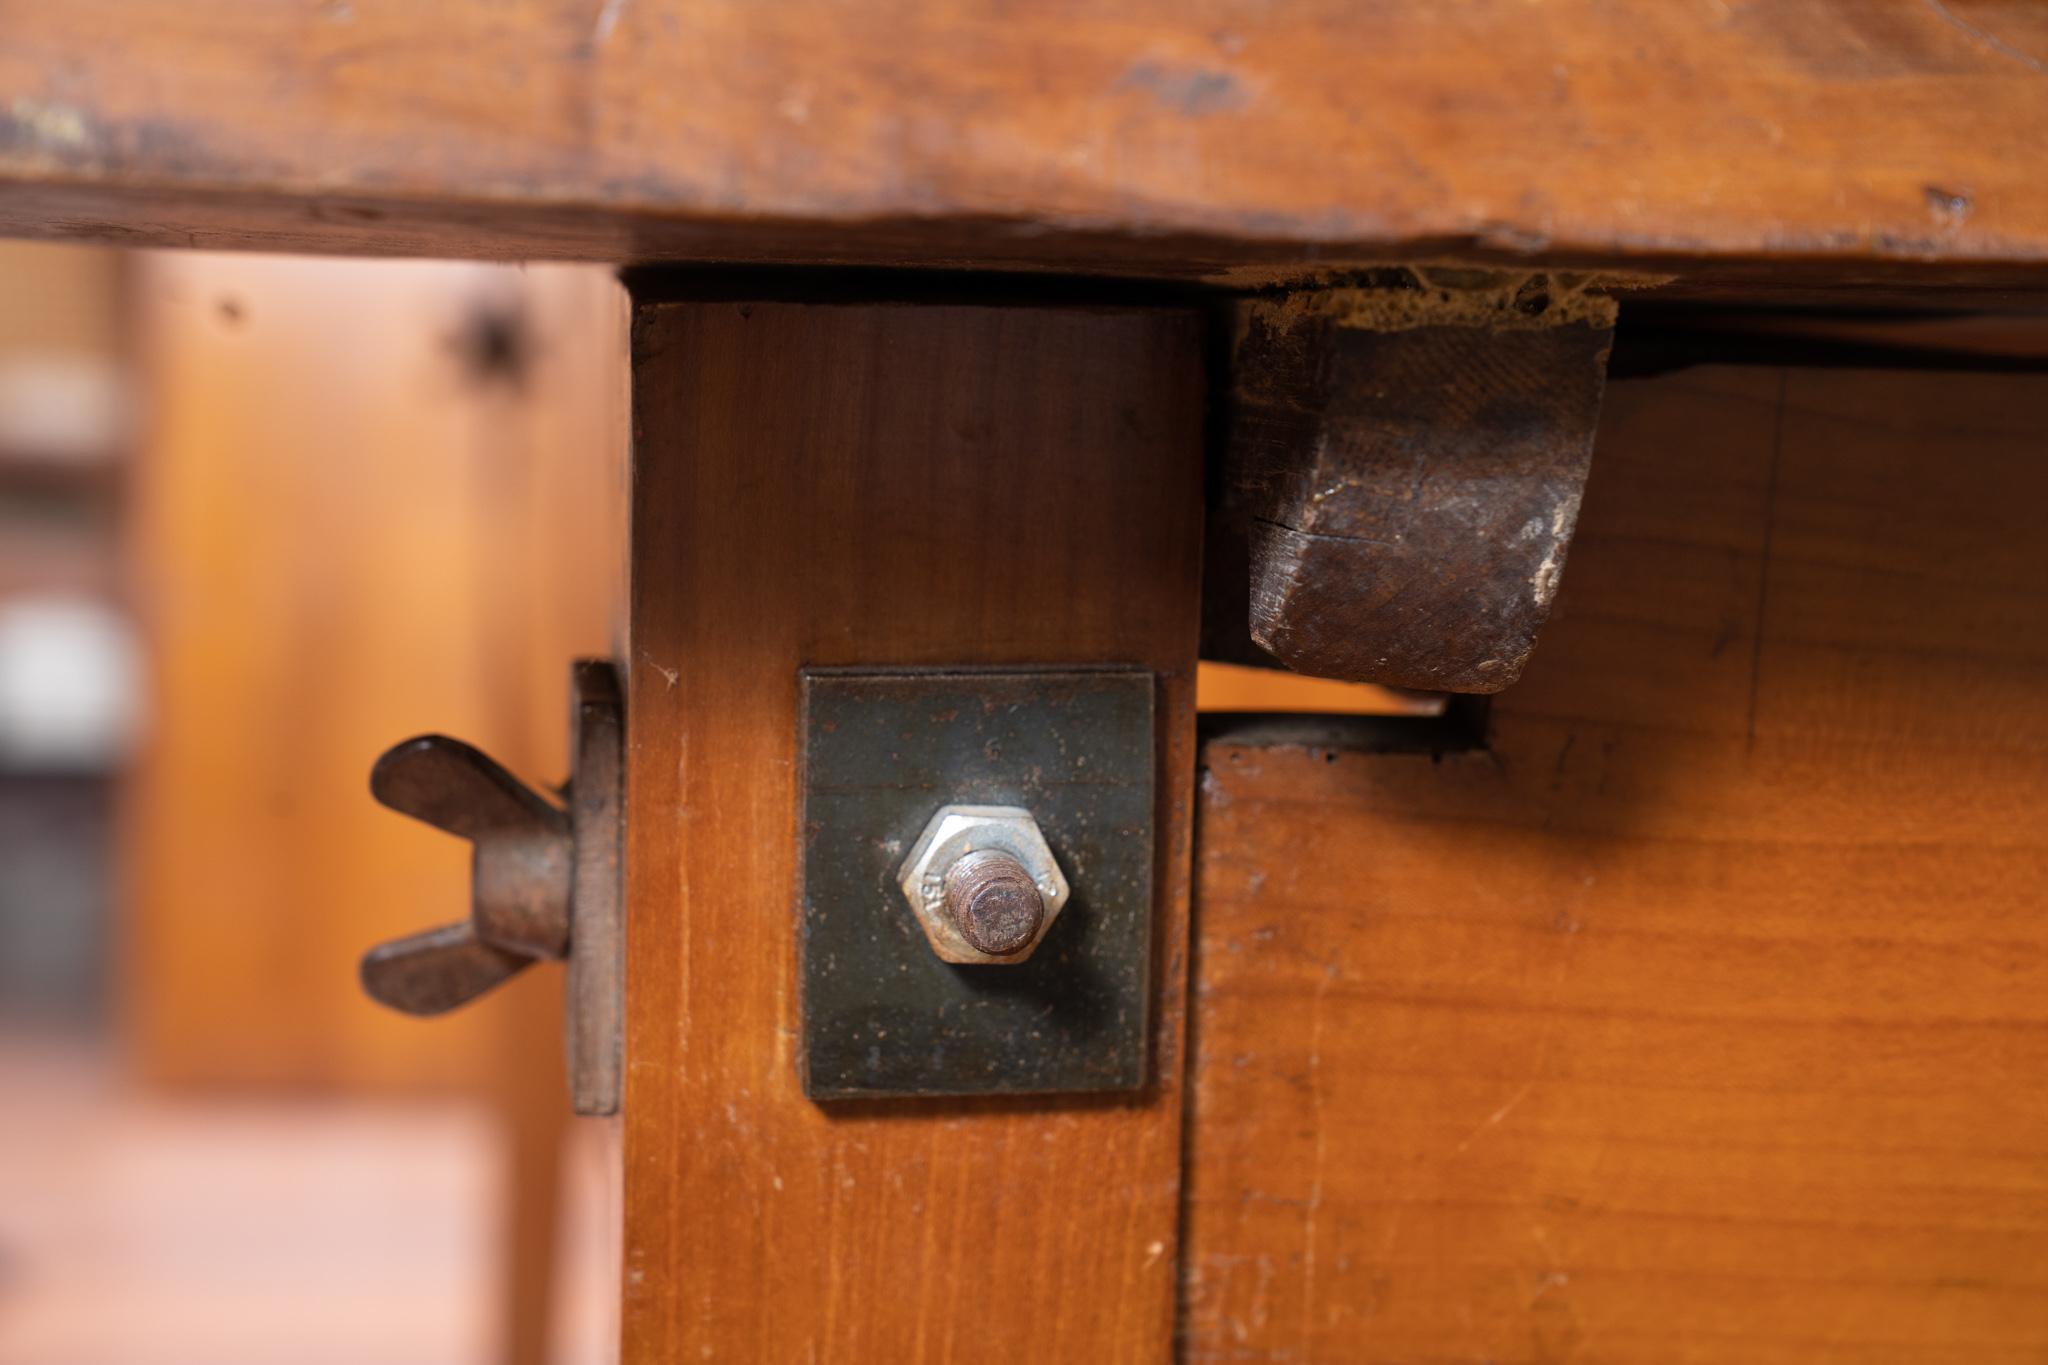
[896,804,1071,964]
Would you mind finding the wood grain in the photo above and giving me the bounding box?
[3,2,2047,287]
[1182,364,2048,1362]
[624,297,1203,1361]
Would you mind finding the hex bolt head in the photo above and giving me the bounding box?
[896,804,1071,964]
[942,850,1046,955]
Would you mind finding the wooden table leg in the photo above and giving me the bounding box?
[621,290,1205,1361]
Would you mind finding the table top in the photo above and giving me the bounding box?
[3,0,2046,299]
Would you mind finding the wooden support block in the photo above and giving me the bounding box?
[1183,363,2048,1364]
[623,289,1204,1361]
[1208,272,1614,692]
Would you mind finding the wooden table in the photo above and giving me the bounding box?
[11,4,2048,1360]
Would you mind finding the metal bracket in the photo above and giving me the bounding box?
[797,668,1156,1100]
[563,660,624,1116]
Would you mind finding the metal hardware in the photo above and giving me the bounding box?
[358,658,624,1116]
[944,850,1044,956]
[798,668,1156,1100]
[897,804,1070,963]
[562,661,624,1117]
[358,736,571,1014]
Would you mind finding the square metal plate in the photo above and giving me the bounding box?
[798,668,1155,1099]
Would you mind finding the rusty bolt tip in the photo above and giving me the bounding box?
[897,805,1068,963]
[941,849,1046,957]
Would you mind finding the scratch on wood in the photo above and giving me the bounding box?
[1453,1078,1535,1154]
[1921,0,2047,73]
[641,650,679,689]
[590,0,629,47]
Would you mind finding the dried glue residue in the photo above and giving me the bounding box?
[1236,264,1660,341]
[1283,268,1625,332]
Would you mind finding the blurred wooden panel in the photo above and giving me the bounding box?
[124,253,625,1094]
[0,243,122,357]
[0,243,127,603]
[1183,366,2048,1363]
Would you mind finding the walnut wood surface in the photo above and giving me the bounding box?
[3,1,2047,287]
[624,299,1204,1360]
[1182,364,2048,1362]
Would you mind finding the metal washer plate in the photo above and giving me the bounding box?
[798,668,1155,1100]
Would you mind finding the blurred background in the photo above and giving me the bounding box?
[0,243,1429,1364]
[0,244,625,1365]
